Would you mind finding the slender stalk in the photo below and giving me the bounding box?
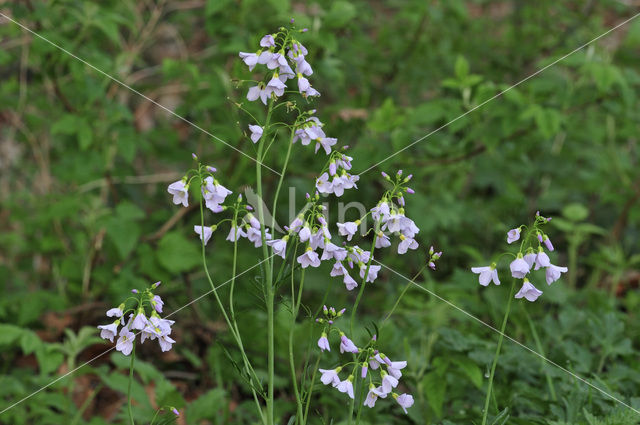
[302,355,322,424]
[382,265,428,324]
[256,102,275,425]
[348,233,378,424]
[288,252,305,424]
[481,280,516,425]
[149,409,160,425]
[349,233,378,335]
[199,196,265,423]
[127,341,136,425]
[523,308,557,401]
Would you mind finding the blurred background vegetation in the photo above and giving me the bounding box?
[1,0,639,424]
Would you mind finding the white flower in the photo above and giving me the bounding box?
[507,228,521,244]
[337,221,359,241]
[510,254,530,278]
[194,225,213,245]
[545,264,568,285]
[514,278,543,302]
[336,378,354,399]
[319,368,341,386]
[471,264,500,286]
[97,323,118,342]
[116,328,135,356]
[167,180,189,207]
[248,125,263,143]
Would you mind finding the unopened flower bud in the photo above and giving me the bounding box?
[131,289,139,294]
[323,305,328,314]
[192,153,198,160]
[429,245,434,255]
[406,187,415,194]
[381,171,389,179]
[206,166,217,173]
[152,281,161,289]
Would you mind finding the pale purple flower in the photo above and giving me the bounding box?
[297,249,321,268]
[336,378,354,399]
[298,225,312,242]
[339,334,359,354]
[315,137,337,155]
[297,74,310,92]
[545,264,568,285]
[471,265,500,286]
[130,312,148,330]
[167,180,189,207]
[171,408,179,416]
[106,307,123,318]
[248,125,263,143]
[257,50,273,65]
[247,84,269,105]
[303,86,320,97]
[507,228,521,244]
[246,226,271,248]
[267,237,287,258]
[260,34,275,47]
[523,252,537,268]
[395,393,414,414]
[398,235,418,254]
[376,232,391,248]
[98,323,118,342]
[322,242,348,261]
[152,295,164,313]
[265,53,288,70]
[337,222,358,241]
[514,278,543,302]
[266,74,285,97]
[388,360,407,379]
[343,272,358,291]
[293,55,312,76]
[359,264,381,283]
[194,225,213,245]
[330,261,347,276]
[226,224,246,242]
[158,334,176,352]
[239,52,259,70]
[381,371,399,393]
[371,202,391,222]
[534,250,551,270]
[202,176,232,212]
[316,173,333,194]
[364,387,379,408]
[510,254,530,278]
[317,332,330,352]
[319,368,341,386]
[116,328,135,356]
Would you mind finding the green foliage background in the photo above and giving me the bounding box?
[1,0,639,424]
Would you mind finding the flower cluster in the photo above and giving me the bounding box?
[240,27,319,105]
[317,329,413,414]
[167,160,232,215]
[471,211,568,301]
[97,281,175,355]
[315,149,360,196]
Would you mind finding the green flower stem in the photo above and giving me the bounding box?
[127,341,136,425]
[382,264,428,324]
[348,233,378,425]
[481,279,516,425]
[302,355,322,425]
[199,197,265,424]
[256,101,276,425]
[270,129,295,243]
[288,247,305,424]
[523,307,557,401]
